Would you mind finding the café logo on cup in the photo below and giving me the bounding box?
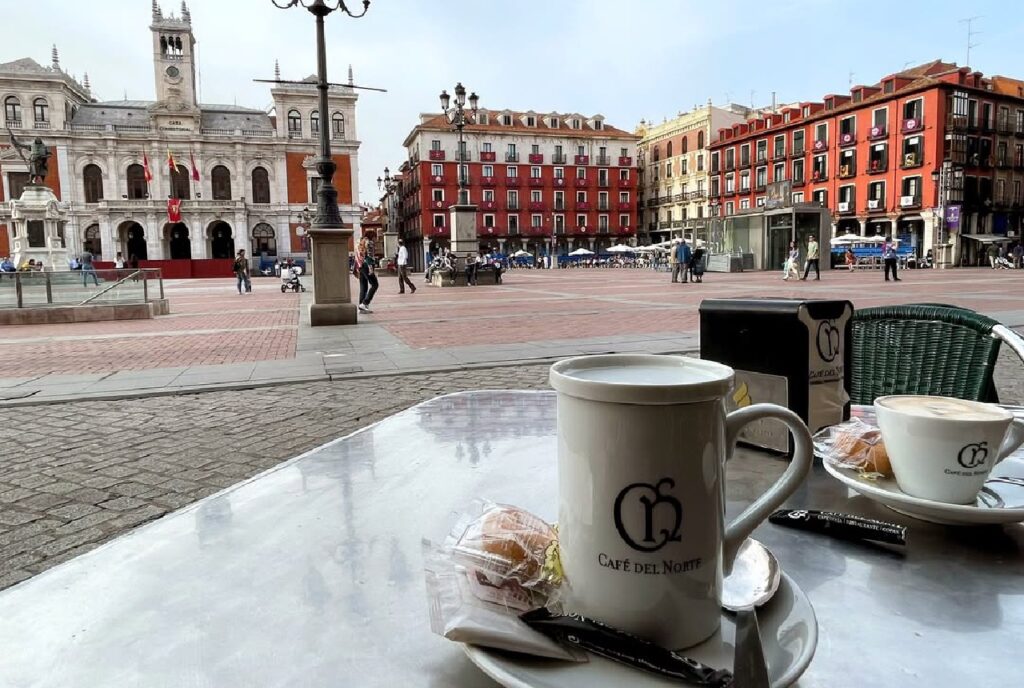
[957,442,989,469]
[816,320,841,363]
[613,478,683,552]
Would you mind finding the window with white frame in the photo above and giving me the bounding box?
[577,144,586,156]
[508,214,519,231]
[576,191,586,202]
[507,190,519,207]
[598,215,609,231]
[483,189,495,202]
[725,173,735,193]
[432,189,444,202]
[431,139,441,150]
[576,167,586,179]
[619,191,629,203]
[725,201,734,215]
[618,214,629,227]
[773,162,785,181]
[483,142,493,152]
[483,214,495,228]
[576,214,586,227]
[431,163,443,176]
[483,164,494,177]
[740,171,750,191]
[531,190,542,202]
[531,166,542,178]
[433,214,445,227]
[554,167,565,179]
[531,214,542,227]
[554,190,565,209]
[740,198,750,209]
[507,166,518,177]
[792,192,804,204]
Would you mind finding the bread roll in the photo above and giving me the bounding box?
[460,505,557,581]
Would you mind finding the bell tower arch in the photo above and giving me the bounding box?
[149,2,200,128]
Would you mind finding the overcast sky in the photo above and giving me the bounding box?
[4,0,1023,204]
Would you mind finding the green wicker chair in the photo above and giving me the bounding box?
[850,304,1024,405]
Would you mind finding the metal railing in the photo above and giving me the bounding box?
[0,268,164,309]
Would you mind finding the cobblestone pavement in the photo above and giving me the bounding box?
[0,364,550,590]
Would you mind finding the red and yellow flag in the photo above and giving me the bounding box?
[167,149,177,173]
[142,152,153,183]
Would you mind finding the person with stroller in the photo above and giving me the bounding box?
[690,245,706,283]
[355,236,379,314]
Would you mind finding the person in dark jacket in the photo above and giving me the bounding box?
[675,239,693,283]
[690,246,706,283]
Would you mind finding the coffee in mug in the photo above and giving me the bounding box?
[875,395,1024,504]
[550,354,813,649]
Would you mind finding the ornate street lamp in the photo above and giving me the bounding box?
[439,83,479,206]
[271,0,370,325]
[295,205,313,258]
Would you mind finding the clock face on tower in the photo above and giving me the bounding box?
[165,65,180,79]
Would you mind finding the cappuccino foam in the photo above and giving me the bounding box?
[877,395,1008,421]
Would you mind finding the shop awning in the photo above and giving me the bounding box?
[963,234,1011,244]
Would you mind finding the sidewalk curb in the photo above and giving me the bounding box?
[0,348,700,408]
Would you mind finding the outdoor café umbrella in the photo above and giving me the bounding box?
[606,244,636,253]
[830,233,861,245]
[569,248,595,256]
[512,249,531,257]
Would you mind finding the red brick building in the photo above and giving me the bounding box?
[397,110,639,268]
[709,61,1024,266]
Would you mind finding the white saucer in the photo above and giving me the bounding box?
[823,456,1024,526]
[463,571,817,688]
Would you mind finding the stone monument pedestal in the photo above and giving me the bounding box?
[308,227,357,326]
[8,185,69,270]
[447,203,478,282]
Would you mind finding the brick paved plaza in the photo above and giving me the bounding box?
[2,266,1024,590]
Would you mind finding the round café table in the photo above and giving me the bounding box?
[0,391,1020,687]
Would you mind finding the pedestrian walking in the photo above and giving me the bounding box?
[882,236,900,281]
[690,246,705,283]
[676,239,693,283]
[465,252,479,286]
[783,241,800,280]
[396,239,416,294]
[80,249,99,286]
[669,239,680,282]
[114,252,125,269]
[356,236,378,313]
[801,235,821,280]
[1014,242,1023,269]
[233,249,252,294]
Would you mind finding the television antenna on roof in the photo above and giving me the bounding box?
[959,16,983,66]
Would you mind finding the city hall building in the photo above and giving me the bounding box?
[0,2,361,276]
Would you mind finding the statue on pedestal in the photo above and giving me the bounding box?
[7,128,51,185]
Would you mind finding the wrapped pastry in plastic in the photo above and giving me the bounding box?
[813,417,892,476]
[447,500,563,601]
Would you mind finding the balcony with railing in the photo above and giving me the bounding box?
[505,152,520,162]
[574,177,588,187]
[837,200,855,215]
[428,199,447,211]
[791,145,805,158]
[427,225,449,236]
[617,175,633,187]
[553,202,566,211]
[617,201,632,212]
[504,176,521,186]
[739,155,751,169]
[812,139,828,153]
[901,152,923,169]
[596,156,611,166]
[867,125,887,141]
[597,202,610,211]
[428,149,446,161]
[429,174,446,185]
[479,151,496,162]
[553,154,567,164]
[576,201,591,211]
[574,154,590,165]
[506,201,521,211]
[528,201,546,211]
[598,178,610,188]
[619,224,635,234]
[755,152,768,165]
[754,182,767,192]
[899,194,921,209]
[839,132,857,147]
[772,148,786,161]
[480,200,498,210]
[997,116,1013,136]
[902,117,924,134]
[865,198,885,213]
[618,156,633,166]
[455,152,471,162]
[33,120,51,130]
[481,176,496,186]
[553,177,567,188]
[946,114,968,132]
[528,153,544,164]
[478,225,508,237]
[528,177,544,187]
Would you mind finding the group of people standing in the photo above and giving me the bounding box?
[669,239,706,284]
[786,234,903,282]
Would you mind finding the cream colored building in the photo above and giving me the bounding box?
[637,103,751,244]
[0,2,361,268]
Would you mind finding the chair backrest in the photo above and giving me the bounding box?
[850,304,1002,404]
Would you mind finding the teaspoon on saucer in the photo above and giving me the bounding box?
[721,538,781,612]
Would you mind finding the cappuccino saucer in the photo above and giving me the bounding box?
[823,455,1024,526]
[463,571,817,688]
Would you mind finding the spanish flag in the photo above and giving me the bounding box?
[167,149,177,173]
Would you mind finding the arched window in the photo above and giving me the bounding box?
[310,110,320,135]
[682,136,688,154]
[170,164,191,200]
[83,224,102,256]
[126,163,148,199]
[251,223,277,257]
[83,164,103,203]
[287,109,301,137]
[33,98,48,124]
[211,165,232,200]
[251,166,270,204]
[666,141,673,157]
[4,96,21,125]
[697,131,705,149]
[332,112,345,139]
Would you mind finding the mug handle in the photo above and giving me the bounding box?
[722,404,814,574]
[997,418,1024,463]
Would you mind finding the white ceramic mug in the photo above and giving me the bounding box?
[550,354,813,650]
[875,395,1024,504]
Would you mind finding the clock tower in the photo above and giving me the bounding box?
[149,1,200,128]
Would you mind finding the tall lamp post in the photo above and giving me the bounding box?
[271,0,369,325]
[932,162,951,269]
[437,83,480,280]
[377,167,400,264]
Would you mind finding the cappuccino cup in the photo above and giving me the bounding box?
[550,354,813,649]
[875,395,1024,504]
